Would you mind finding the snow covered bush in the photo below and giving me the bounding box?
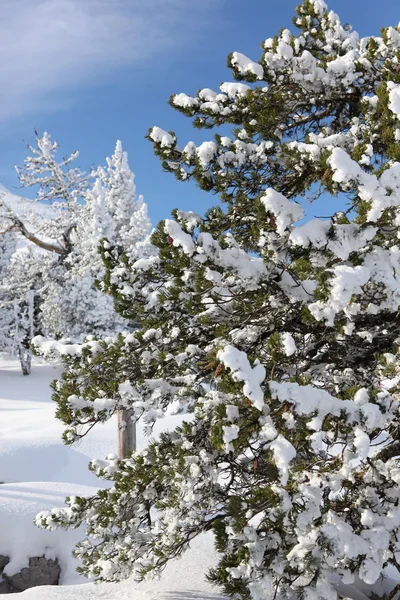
[35,2,400,600]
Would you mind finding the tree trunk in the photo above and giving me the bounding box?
[14,291,34,376]
[18,345,32,376]
[117,409,136,458]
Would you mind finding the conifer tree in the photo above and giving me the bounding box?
[35,2,400,599]
[41,140,152,339]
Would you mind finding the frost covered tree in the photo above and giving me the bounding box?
[40,140,153,339]
[0,134,152,363]
[35,2,400,600]
[0,134,91,370]
[98,140,152,262]
[2,249,44,375]
[0,192,46,373]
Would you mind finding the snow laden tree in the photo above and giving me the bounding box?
[40,140,153,339]
[0,133,91,370]
[0,247,44,375]
[35,2,400,600]
[0,135,152,368]
[0,188,49,373]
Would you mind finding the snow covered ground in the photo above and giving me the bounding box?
[0,354,226,599]
[0,355,115,484]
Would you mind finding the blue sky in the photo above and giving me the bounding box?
[0,0,399,227]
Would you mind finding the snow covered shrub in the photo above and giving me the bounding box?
[35,2,400,600]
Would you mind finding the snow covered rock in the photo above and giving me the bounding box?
[0,482,99,588]
[0,557,10,594]
[0,559,8,573]
[0,581,10,595]
[1,556,60,594]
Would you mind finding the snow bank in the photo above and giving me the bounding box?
[0,358,110,485]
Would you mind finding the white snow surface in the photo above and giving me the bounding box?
[0,356,114,484]
[217,345,265,411]
[231,52,264,79]
[262,188,304,234]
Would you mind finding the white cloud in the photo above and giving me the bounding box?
[0,0,221,119]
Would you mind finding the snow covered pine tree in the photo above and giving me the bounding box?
[39,138,153,340]
[35,2,400,600]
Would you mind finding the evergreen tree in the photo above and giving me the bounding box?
[40,140,152,340]
[99,140,152,261]
[35,2,400,599]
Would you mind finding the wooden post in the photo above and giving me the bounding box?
[117,409,136,459]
